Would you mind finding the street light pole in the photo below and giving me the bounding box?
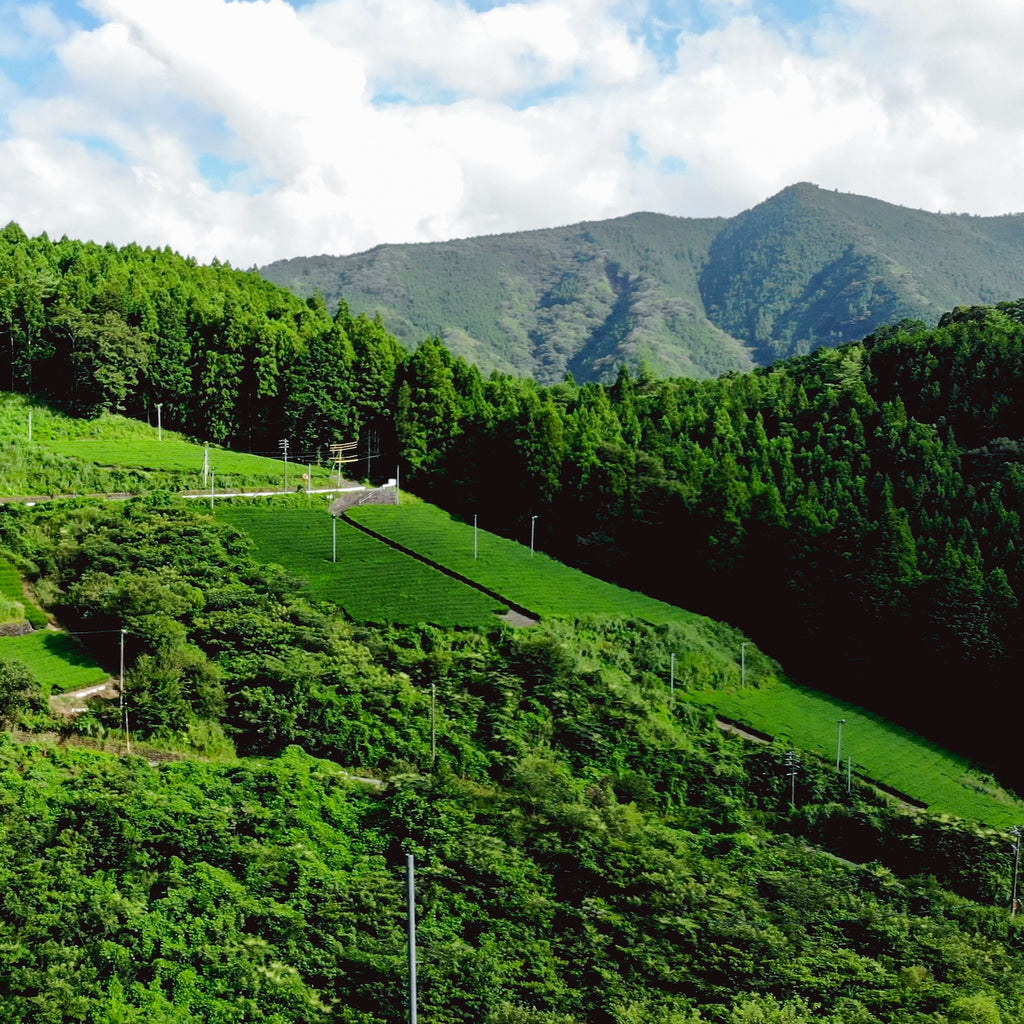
[530,515,538,556]
[836,718,847,769]
[407,853,418,1024]
[1011,826,1023,918]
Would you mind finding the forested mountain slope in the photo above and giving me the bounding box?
[261,183,1024,383]
[2,494,1024,1024]
[392,305,1024,794]
[7,219,1024,1020]
[5,220,1024,787]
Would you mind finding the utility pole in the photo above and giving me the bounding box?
[155,403,163,441]
[836,718,847,770]
[27,410,32,441]
[1011,826,1024,919]
[784,750,799,808]
[329,441,358,487]
[407,853,418,1024]
[530,514,538,556]
[279,439,289,490]
[119,628,130,755]
[202,444,209,486]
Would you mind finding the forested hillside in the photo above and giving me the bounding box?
[4,221,1024,784]
[2,494,1024,1024]
[7,223,1024,1021]
[261,183,1024,383]
[0,221,400,454]
[397,307,1024,789]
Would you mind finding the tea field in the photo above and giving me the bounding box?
[0,629,110,695]
[348,496,706,624]
[216,502,506,626]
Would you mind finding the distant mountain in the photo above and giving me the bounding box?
[261,183,1024,383]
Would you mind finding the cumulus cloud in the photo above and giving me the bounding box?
[0,0,1021,266]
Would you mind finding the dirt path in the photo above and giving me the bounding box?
[716,717,772,743]
[49,679,119,714]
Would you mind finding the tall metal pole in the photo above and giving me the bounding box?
[279,439,289,490]
[836,718,847,769]
[1011,827,1023,918]
[530,515,538,556]
[119,628,127,752]
[156,403,163,441]
[407,853,418,1024]
[27,410,32,441]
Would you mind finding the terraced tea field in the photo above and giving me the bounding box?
[217,503,505,626]
[700,681,1024,826]
[0,630,110,695]
[347,497,705,624]
[45,439,340,488]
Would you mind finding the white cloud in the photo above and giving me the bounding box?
[0,0,1022,265]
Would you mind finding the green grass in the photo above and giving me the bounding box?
[45,437,339,487]
[698,682,1024,827]
[347,496,706,624]
[217,502,506,626]
[0,630,110,695]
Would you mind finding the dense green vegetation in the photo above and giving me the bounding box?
[0,223,402,457]
[2,488,1024,1023]
[389,306,1024,795]
[262,183,1024,382]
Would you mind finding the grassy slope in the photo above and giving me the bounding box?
[0,630,108,694]
[0,392,339,494]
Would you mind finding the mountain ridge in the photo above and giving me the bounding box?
[261,182,1024,382]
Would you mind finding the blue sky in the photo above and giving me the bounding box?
[0,0,1019,266]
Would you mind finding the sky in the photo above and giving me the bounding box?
[1,0,1022,267]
